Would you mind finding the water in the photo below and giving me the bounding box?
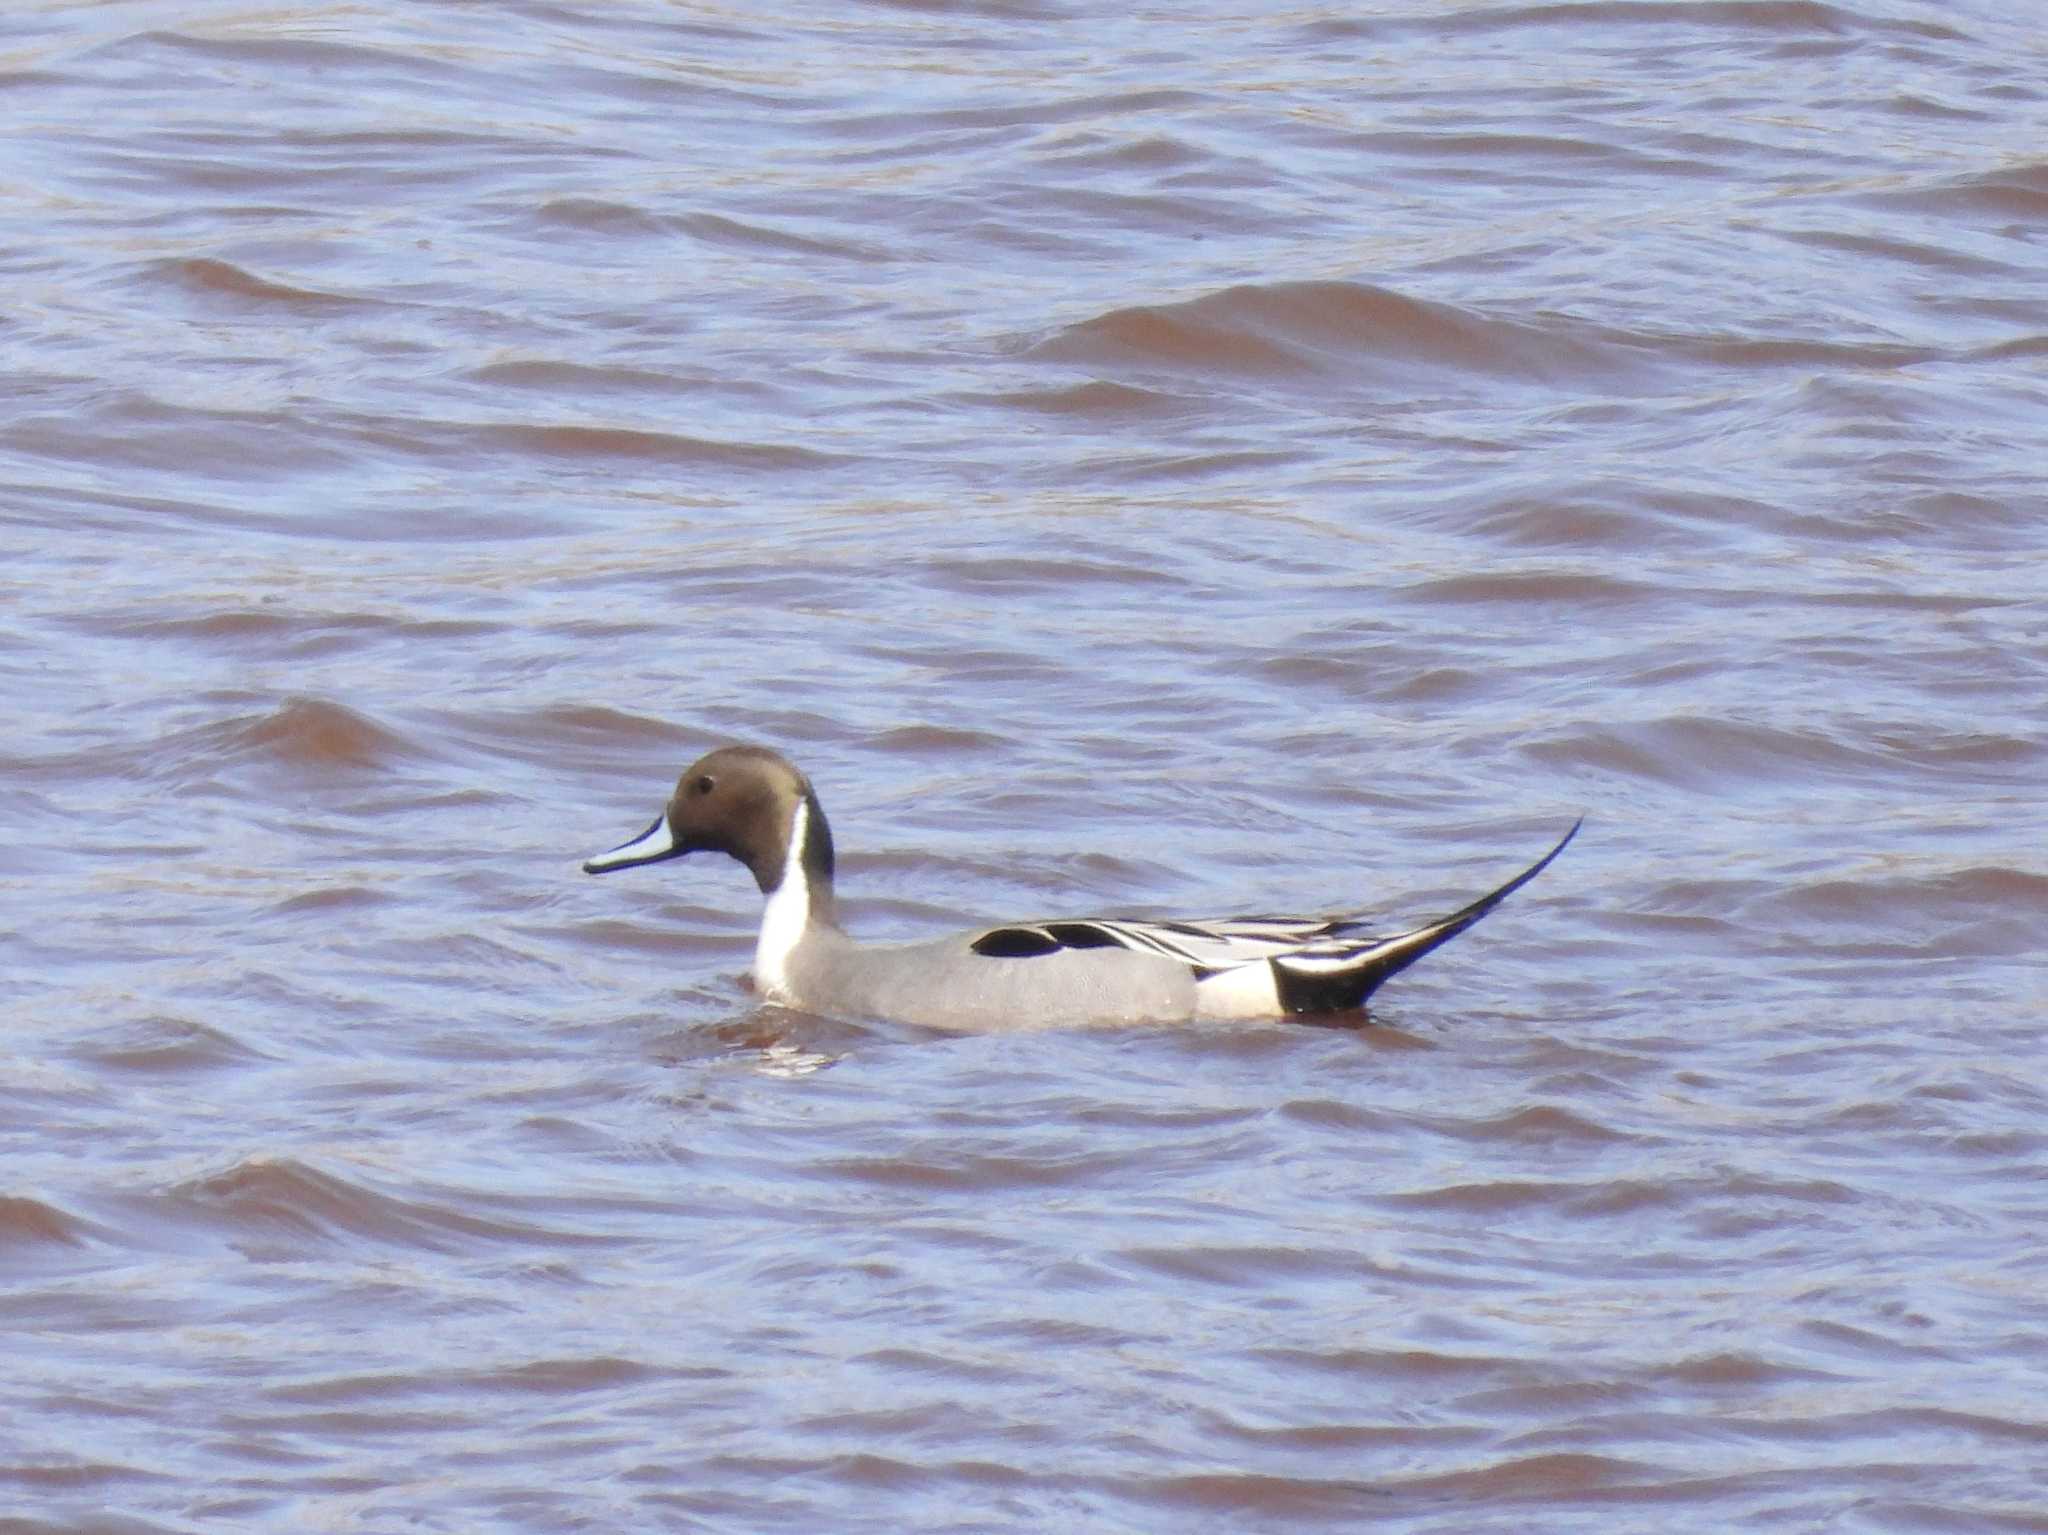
[5,1,2046,1529]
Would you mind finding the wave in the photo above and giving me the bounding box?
[1029,280,1649,386]
[157,1155,616,1255]
[0,1194,97,1252]
[223,696,419,776]
[158,258,371,313]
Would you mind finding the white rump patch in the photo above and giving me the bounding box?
[1193,961,1281,1020]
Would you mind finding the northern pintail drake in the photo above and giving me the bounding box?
[584,745,1579,1031]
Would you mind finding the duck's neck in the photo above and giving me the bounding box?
[755,795,838,999]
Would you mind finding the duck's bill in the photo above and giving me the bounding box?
[583,813,682,874]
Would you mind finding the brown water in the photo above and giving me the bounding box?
[6,1,2047,1529]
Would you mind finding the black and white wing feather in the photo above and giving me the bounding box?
[970,911,1356,969]
[968,818,1580,1014]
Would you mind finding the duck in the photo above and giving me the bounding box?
[583,744,1578,1031]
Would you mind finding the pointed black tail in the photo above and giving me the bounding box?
[1272,817,1582,1015]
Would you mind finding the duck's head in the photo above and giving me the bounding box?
[583,744,834,896]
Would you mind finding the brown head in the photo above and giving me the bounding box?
[583,744,836,896]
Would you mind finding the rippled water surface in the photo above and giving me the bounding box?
[6,1,2047,1529]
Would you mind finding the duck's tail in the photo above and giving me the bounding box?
[1270,817,1582,1016]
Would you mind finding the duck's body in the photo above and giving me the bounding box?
[584,745,1577,1031]
[769,923,1199,1033]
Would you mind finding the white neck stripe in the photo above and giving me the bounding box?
[754,799,811,1002]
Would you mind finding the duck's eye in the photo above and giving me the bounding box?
[693,775,715,796]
